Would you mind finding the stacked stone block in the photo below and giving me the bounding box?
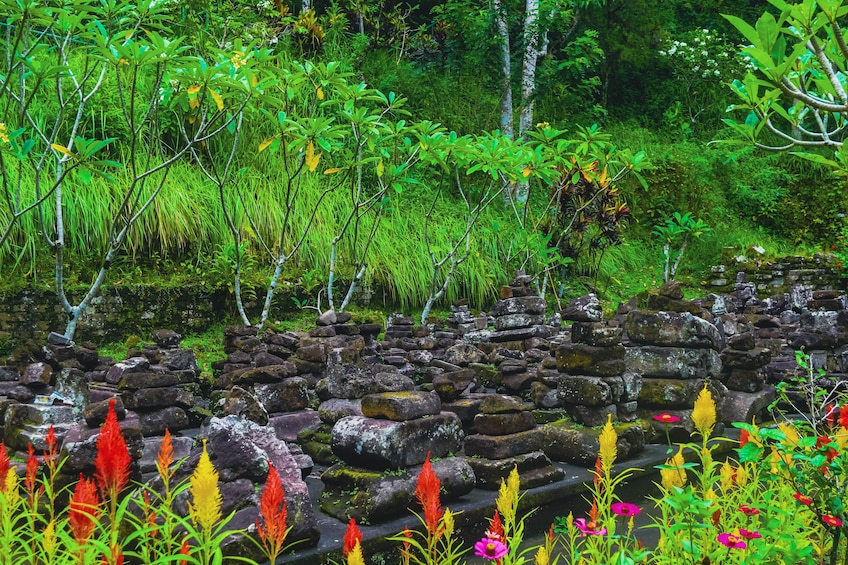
[624,287,725,438]
[464,394,563,489]
[321,390,473,522]
[556,294,640,426]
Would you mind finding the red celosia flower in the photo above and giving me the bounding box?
[593,455,603,490]
[711,509,721,527]
[823,515,844,528]
[157,428,174,480]
[0,440,9,493]
[70,474,100,545]
[343,518,362,556]
[102,543,124,565]
[611,502,642,517]
[653,413,681,423]
[178,538,191,565]
[257,463,289,557]
[717,533,746,549]
[486,510,504,540]
[793,492,813,505]
[739,504,760,516]
[415,453,443,534]
[739,529,762,540]
[739,429,750,448]
[94,398,131,498]
[816,436,839,462]
[25,443,39,495]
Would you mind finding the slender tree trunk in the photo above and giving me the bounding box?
[493,0,513,139]
[301,0,311,13]
[519,0,540,138]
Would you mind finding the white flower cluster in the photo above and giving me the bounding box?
[658,28,745,80]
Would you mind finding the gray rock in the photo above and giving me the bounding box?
[562,294,602,322]
[625,346,721,379]
[20,363,52,386]
[220,386,269,426]
[625,311,722,350]
[84,397,126,427]
[490,296,547,317]
[124,387,193,410]
[253,378,310,413]
[151,329,182,348]
[331,412,464,469]
[268,410,321,443]
[318,399,363,424]
[138,407,190,436]
[556,344,626,377]
[139,434,193,473]
[105,357,150,385]
[361,391,442,421]
[494,313,545,330]
[444,343,486,366]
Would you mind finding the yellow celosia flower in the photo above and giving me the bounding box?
[720,461,735,492]
[599,414,618,473]
[497,466,520,524]
[691,385,716,438]
[347,541,365,565]
[3,472,19,507]
[660,447,687,490]
[443,508,454,538]
[42,520,57,554]
[778,422,799,447]
[704,488,717,501]
[535,544,550,565]
[836,429,848,452]
[188,440,222,532]
[0,123,8,143]
[736,464,749,487]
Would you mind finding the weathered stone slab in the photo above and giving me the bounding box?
[467,450,564,490]
[118,371,193,390]
[20,363,52,386]
[480,394,527,414]
[624,346,721,379]
[320,457,475,522]
[138,407,189,436]
[464,428,544,459]
[105,357,150,384]
[721,348,772,370]
[558,375,617,406]
[269,410,321,443]
[123,387,193,410]
[563,403,617,427]
[331,413,464,469]
[638,377,711,408]
[254,378,310,413]
[361,391,441,421]
[474,411,537,435]
[718,387,777,424]
[494,314,545,330]
[625,311,722,349]
[541,420,646,467]
[562,294,602,322]
[556,344,626,377]
[490,296,547,317]
[570,322,623,346]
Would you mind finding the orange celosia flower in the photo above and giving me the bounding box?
[343,518,362,556]
[257,462,289,558]
[840,405,848,429]
[739,429,750,448]
[69,474,100,545]
[157,429,174,481]
[0,440,9,493]
[94,399,131,499]
[102,543,124,565]
[415,453,443,534]
[177,538,190,565]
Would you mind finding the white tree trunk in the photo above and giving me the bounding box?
[493,0,514,139]
[302,0,311,13]
[519,0,540,138]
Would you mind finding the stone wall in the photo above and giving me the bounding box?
[706,253,845,297]
[0,286,240,350]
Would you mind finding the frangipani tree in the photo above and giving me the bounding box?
[722,0,848,171]
[0,0,263,340]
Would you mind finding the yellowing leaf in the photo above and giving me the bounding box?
[522,167,532,177]
[50,144,72,157]
[208,88,224,111]
[251,74,259,87]
[258,135,278,152]
[187,84,202,95]
[305,141,320,172]
[376,160,385,177]
[316,86,324,100]
[324,167,342,175]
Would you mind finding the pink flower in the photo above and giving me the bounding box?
[793,492,813,505]
[473,538,508,560]
[823,515,844,528]
[653,413,681,424]
[738,529,762,540]
[738,504,760,516]
[574,518,607,537]
[611,502,641,517]
[717,533,747,549]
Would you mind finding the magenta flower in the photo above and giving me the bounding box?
[611,502,642,517]
[717,533,747,549]
[574,518,607,537]
[474,538,508,560]
[738,529,762,540]
[738,504,760,516]
[653,413,681,423]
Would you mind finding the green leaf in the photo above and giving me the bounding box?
[77,166,92,184]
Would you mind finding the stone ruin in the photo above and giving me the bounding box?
[0,259,846,549]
